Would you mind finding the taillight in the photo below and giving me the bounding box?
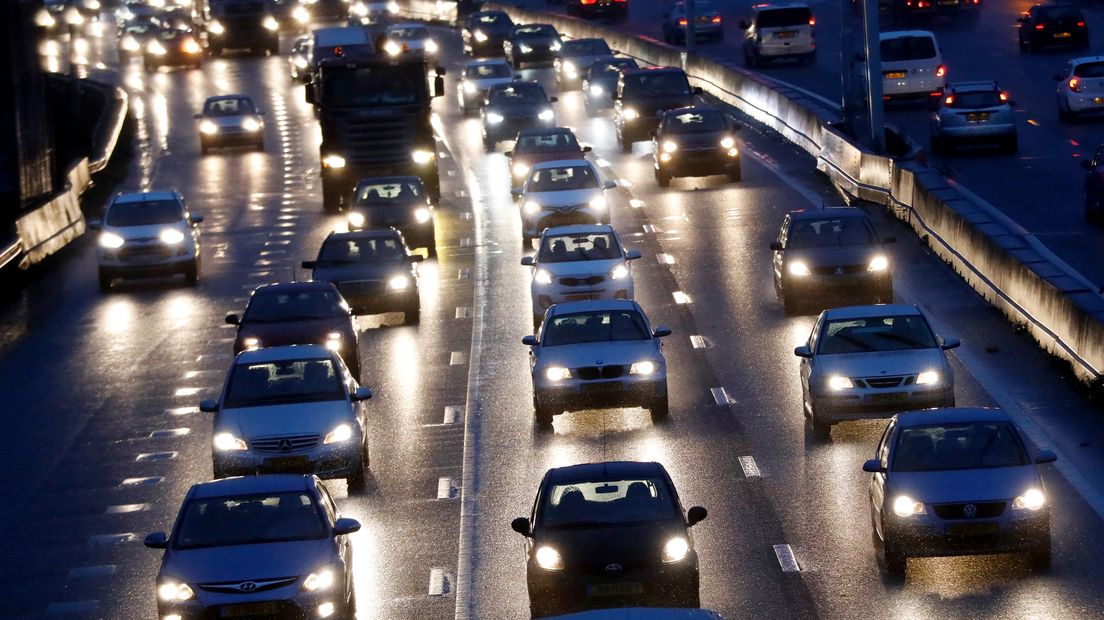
[678,18,687,25]
[999,91,1009,102]
[809,16,816,25]
[944,95,954,105]
[711,15,722,23]
[935,64,946,78]
[581,0,596,4]
[1035,23,1045,30]
[918,0,929,7]
[1077,20,1086,27]
[1069,77,1081,92]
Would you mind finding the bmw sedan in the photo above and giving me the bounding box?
[524,300,671,426]
[145,475,360,620]
[515,159,618,244]
[864,408,1056,577]
[795,304,958,436]
[195,95,265,154]
[482,81,559,151]
[511,461,706,617]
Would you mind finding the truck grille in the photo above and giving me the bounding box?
[334,112,425,167]
[251,434,320,454]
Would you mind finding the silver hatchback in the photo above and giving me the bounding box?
[930,81,1017,153]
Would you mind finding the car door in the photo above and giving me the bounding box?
[870,418,895,538]
[772,215,791,288]
[800,313,822,400]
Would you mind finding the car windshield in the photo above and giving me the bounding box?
[322,64,428,106]
[354,180,424,205]
[317,236,406,265]
[223,359,346,407]
[515,25,557,37]
[562,39,611,56]
[466,63,512,79]
[516,132,580,154]
[1038,5,1081,20]
[389,26,428,40]
[786,216,875,248]
[105,199,183,226]
[1074,62,1104,78]
[591,59,638,79]
[541,478,677,529]
[947,90,1004,108]
[174,492,327,549]
[489,84,547,105]
[244,290,346,322]
[757,7,811,28]
[892,422,1030,472]
[542,310,649,346]
[665,110,727,133]
[817,315,937,354]
[623,72,691,96]
[880,36,937,62]
[527,165,599,192]
[538,232,620,263]
[472,12,511,26]
[204,98,255,116]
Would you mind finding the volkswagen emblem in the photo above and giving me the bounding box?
[835,267,844,276]
[963,504,978,519]
[596,360,604,365]
[238,582,257,592]
[278,439,293,452]
[604,563,623,576]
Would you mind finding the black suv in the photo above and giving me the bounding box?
[614,66,702,152]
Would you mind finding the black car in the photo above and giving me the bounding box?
[554,38,613,91]
[226,281,362,377]
[504,23,562,69]
[1018,2,1088,52]
[511,461,707,617]
[1082,143,1104,221]
[652,105,741,187]
[118,19,162,57]
[565,0,629,20]
[614,66,702,152]
[583,57,639,116]
[303,230,423,325]
[482,81,558,151]
[463,10,515,56]
[770,207,895,314]
[143,28,204,71]
[347,176,437,256]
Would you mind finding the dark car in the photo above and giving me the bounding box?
[1018,2,1088,52]
[347,176,437,256]
[143,28,204,71]
[583,57,639,116]
[226,281,361,377]
[506,128,591,187]
[614,67,702,152]
[118,19,162,56]
[195,95,265,154]
[510,461,707,617]
[303,230,423,324]
[482,81,558,151]
[652,105,741,187]
[770,207,895,314]
[663,0,725,44]
[463,10,515,56]
[289,35,312,82]
[504,23,563,69]
[555,38,613,90]
[565,0,629,20]
[1082,143,1104,220]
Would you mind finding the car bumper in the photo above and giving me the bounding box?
[514,49,557,63]
[158,587,345,620]
[213,442,362,480]
[883,77,945,98]
[535,376,666,412]
[784,271,890,295]
[209,28,279,46]
[346,212,435,245]
[619,115,662,142]
[532,282,633,317]
[1064,93,1104,113]
[467,39,506,55]
[201,129,263,145]
[523,209,608,237]
[147,51,202,66]
[656,148,740,176]
[673,24,723,38]
[934,122,1015,140]
[528,558,697,614]
[887,511,1049,558]
[811,386,953,423]
[99,248,196,274]
[759,41,815,57]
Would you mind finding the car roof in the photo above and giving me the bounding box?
[893,407,1014,428]
[354,175,424,186]
[112,190,179,204]
[946,81,999,92]
[788,206,869,220]
[313,26,372,46]
[531,158,592,170]
[234,344,334,364]
[1069,56,1104,65]
[541,223,616,236]
[204,94,253,103]
[880,30,937,40]
[753,2,812,11]
[517,127,576,138]
[622,66,683,76]
[544,461,668,485]
[189,474,317,499]
[662,105,724,117]
[821,304,922,320]
[388,22,426,30]
[251,281,338,295]
[548,299,642,315]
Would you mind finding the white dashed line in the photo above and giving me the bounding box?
[450,351,467,366]
[135,451,177,462]
[149,428,190,439]
[738,456,762,478]
[120,477,163,487]
[428,568,451,596]
[657,253,676,265]
[642,224,659,234]
[455,306,472,319]
[689,335,710,349]
[105,503,149,514]
[444,406,463,424]
[710,387,733,406]
[618,179,633,188]
[164,407,198,416]
[87,533,137,546]
[672,291,691,304]
[437,477,458,499]
[173,387,201,397]
[773,544,801,572]
[629,199,644,209]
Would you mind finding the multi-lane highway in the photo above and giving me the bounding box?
[5,8,1104,619]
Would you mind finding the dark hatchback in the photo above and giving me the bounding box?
[463,10,515,56]
[614,67,702,152]
[583,57,639,115]
[652,105,741,186]
[506,127,591,187]
[511,461,707,617]
[505,23,563,68]
[226,281,361,377]
[1018,2,1088,52]
[482,81,558,150]
[347,176,437,256]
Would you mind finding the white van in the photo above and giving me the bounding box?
[741,3,816,67]
[879,30,945,101]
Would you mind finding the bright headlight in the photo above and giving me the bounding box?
[242,117,261,132]
[347,211,366,228]
[915,370,940,385]
[720,136,736,149]
[535,545,564,570]
[609,263,629,280]
[545,367,571,382]
[425,39,438,54]
[630,360,656,375]
[589,196,607,210]
[384,40,401,56]
[486,112,504,124]
[827,376,853,390]
[474,29,488,42]
[122,35,140,51]
[212,432,247,452]
[533,269,553,285]
[868,255,889,272]
[787,261,811,277]
[294,56,309,68]
[463,81,477,94]
[661,140,678,153]
[512,163,530,178]
[208,20,225,35]
[325,331,342,351]
[98,232,125,249]
[159,228,186,245]
[538,109,554,122]
[387,1,399,13]
[622,107,640,121]
[263,16,279,30]
[661,537,690,563]
[302,569,335,591]
[322,154,346,169]
[518,42,532,53]
[523,201,541,215]
[412,149,435,164]
[323,423,354,444]
[414,207,431,223]
[182,38,201,54]
[293,5,310,22]
[550,40,561,51]
[147,40,167,55]
[1013,488,1046,511]
[350,2,367,16]
[242,337,261,350]
[157,582,195,602]
[388,275,410,290]
[36,10,56,28]
[563,61,576,77]
[588,84,604,96]
[893,495,925,518]
[65,7,84,25]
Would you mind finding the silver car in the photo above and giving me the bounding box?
[458,58,514,116]
[554,38,613,91]
[514,159,617,244]
[200,345,373,491]
[145,475,360,619]
[795,304,958,436]
[523,300,671,427]
[195,95,265,154]
[521,224,641,329]
[930,81,1017,153]
[863,408,1056,577]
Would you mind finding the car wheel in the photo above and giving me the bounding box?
[655,168,671,188]
[883,534,907,578]
[807,402,831,438]
[781,288,800,316]
[727,165,742,183]
[1028,534,1052,570]
[184,259,200,286]
[1058,102,1073,123]
[97,268,112,292]
[649,393,670,422]
[534,396,554,428]
[404,299,421,326]
[619,133,632,153]
[347,443,370,494]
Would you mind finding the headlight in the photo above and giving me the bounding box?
[159,228,186,245]
[563,61,576,77]
[322,155,346,169]
[630,360,656,375]
[323,423,354,444]
[347,211,366,228]
[384,40,401,56]
[827,376,853,390]
[523,201,541,215]
[242,336,261,350]
[212,432,247,451]
[302,569,335,591]
[893,495,926,518]
[538,109,554,122]
[1013,488,1046,511]
[622,107,640,121]
[589,84,604,96]
[486,112,504,124]
[474,29,488,43]
[157,582,195,602]
[915,370,940,385]
[518,42,532,53]
[787,261,811,277]
[512,163,530,178]
[868,255,889,272]
[609,263,629,280]
[293,6,310,23]
[350,2,367,16]
[387,1,399,13]
[661,537,690,563]
[36,10,56,28]
[65,7,84,25]
[208,20,225,35]
[294,56,309,68]
[122,36,139,51]
[463,81,477,94]
[263,16,279,31]
[424,39,438,54]
[533,269,553,285]
[325,331,342,351]
[720,136,736,149]
[589,196,607,211]
[550,40,561,52]
[662,140,678,153]
[414,207,431,223]
[242,117,261,132]
[388,275,410,290]
[545,367,571,381]
[147,40,167,55]
[535,545,564,570]
[412,149,436,164]
[98,232,125,249]
[182,38,201,54]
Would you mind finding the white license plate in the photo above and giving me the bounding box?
[221,602,280,617]
[588,582,643,596]
[870,392,908,404]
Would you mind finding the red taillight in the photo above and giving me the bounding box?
[918,1,929,7]
[935,64,946,78]
[1077,20,1086,27]
[581,0,596,4]
[1035,23,1045,30]
[944,95,954,105]
[999,91,1009,102]
[809,16,816,25]
[1070,77,1081,92]
[712,15,722,23]
[334,46,343,57]
[678,18,687,25]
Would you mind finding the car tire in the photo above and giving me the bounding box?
[184,259,200,286]
[727,166,742,183]
[98,268,112,293]
[1028,535,1052,570]
[404,299,421,326]
[534,397,554,428]
[649,393,670,422]
[807,402,831,438]
[347,443,370,494]
[655,169,671,188]
[883,536,907,578]
[619,133,632,153]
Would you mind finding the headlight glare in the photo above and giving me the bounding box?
[623,107,640,120]
[302,569,335,591]
[545,367,571,382]
[199,120,218,135]
[661,537,690,563]
[630,361,656,375]
[242,337,261,350]
[148,40,167,55]
[242,117,261,132]
[512,163,530,178]
[323,423,354,444]
[893,495,925,518]
[347,211,366,228]
[589,84,604,96]
[720,136,736,149]
[322,155,346,169]
[424,39,438,54]
[412,149,435,164]
[384,40,402,56]
[787,261,811,277]
[474,29,488,42]
[915,370,940,385]
[1013,488,1046,511]
[182,38,201,54]
[463,81,477,94]
[533,269,553,285]
[662,140,678,153]
[868,255,889,272]
[159,228,186,245]
[589,196,608,210]
[609,264,629,280]
[263,16,279,31]
[827,375,853,390]
[157,582,195,601]
[523,201,541,215]
[208,20,225,34]
[213,432,247,451]
[535,545,564,570]
[538,109,554,122]
[486,112,504,124]
[325,332,342,351]
[293,6,310,22]
[98,232,125,249]
[414,207,431,223]
[388,275,410,290]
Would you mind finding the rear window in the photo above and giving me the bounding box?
[466,63,512,79]
[1074,62,1104,78]
[562,39,611,56]
[757,7,812,28]
[880,36,937,62]
[1038,5,1082,21]
[946,90,1004,108]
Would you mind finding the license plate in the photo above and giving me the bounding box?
[1054,32,1071,38]
[583,382,621,393]
[966,112,990,122]
[884,71,907,79]
[566,294,597,301]
[1095,97,1104,105]
[946,523,999,537]
[222,602,280,617]
[588,582,643,596]
[263,456,311,472]
[870,392,907,404]
[776,31,797,39]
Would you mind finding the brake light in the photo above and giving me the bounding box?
[944,95,954,105]
[935,64,946,78]
[1069,77,1081,92]
[1035,24,1045,30]
[918,0,929,7]
[809,16,816,25]
[581,0,596,4]
[999,91,1009,102]
[1077,20,1086,27]
[334,46,343,57]
[712,15,722,23]
[678,18,687,26]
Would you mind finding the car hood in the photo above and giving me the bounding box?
[312,262,408,283]
[562,54,611,69]
[816,349,946,377]
[162,539,333,584]
[890,466,1040,504]
[537,340,659,367]
[471,76,513,90]
[238,317,350,347]
[663,131,726,150]
[514,35,559,46]
[785,245,883,269]
[221,400,352,439]
[526,188,603,207]
[539,258,623,278]
[489,102,548,117]
[539,520,685,567]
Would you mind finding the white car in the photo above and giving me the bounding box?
[741,2,816,67]
[524,300,671,426]
[794,304,958,437]
[521,224,641,329]
[91,190,202,291]
[385,22,438,58]
[458,58,514,116]
[879,30,945,102]
[514,159,617,244]
[195,95,265,154]
[1055,56,1104,122]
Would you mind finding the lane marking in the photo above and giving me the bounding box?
[629,199,644,209]
[643,224,659,234]
[164,407,198,416]
[120,476,162,487]
[88,533,137,546]
[149,428,190,439]
[657,253,676,265]
[105,503,149,514]
[690,335,710,349]
[135,451,177,462]
[672,291,692,304]
[458,267,471,280]
[711,387,733,405]
[68,565,115,579]
[460,237,473,247]
[450,351,467,366]
[444,406,463,424]
[455,306,472,319]
[173,387,200,397]
[437,477,458,499]
[428,568,451,596]
[773,544,801,572]
[739,456,762,478]
[46,601,99,615]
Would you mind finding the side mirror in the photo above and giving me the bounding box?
[520,256,534,266]
[88,220,102,230]
[603,180,617,189]
[189,214,204,224]
[1083,160,1094,171]
[199,399,219,412]
[686,506,707,526]
[409,254,425,263]
[692,86,703,95]
[549,96,558,103]
[862,459,885,473]
[770,241,783,251]
[1035,449,1057,464]
[144,532,169,549]
[352,386,373,401]
[625,249,642,260]
[504,150,513,158]
[510,187,523,198]
[333,517,361,536]
[882,236,896,244]
[434,76,445,98]
[225,313,240,325]
[941,337,961,350]
[653,326,672,338]
[511,516,531,536]
[301,260,316,269]
[522,335,537,346]
[435,66,446,76]
[794,345,812,358]
[582,145,592,153]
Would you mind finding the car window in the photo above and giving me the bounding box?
[489,84,547,105]
[538,233,620,263]
[817,315,938,354]
[174,492,327,549]
[892,422,1030,472]
[466,63,512,79]
[880,36,937,62]
[244,290,346,322]
[204,98,255,116]
[1038,5,1081,20]
[623,72,691,96]
[515,132,580,153]
[946,90,1004,108]
[224,359,346,407]
[590,59,638,79]
[527,165,599,192]
[388,26,428,40]
[664,110,727,133]
[514,25,557,37]
[105,199,184,226]
[317,236,406,264]
[541,478,677,528]
[562,39,611,56]
[1074,62,1104,78]
[756,7,811,28]
[786,216,875,248]
[542,310,649,345]
[355,180,424,204]
[472,12,510,26]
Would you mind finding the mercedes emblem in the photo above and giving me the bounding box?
[278,439,293,452]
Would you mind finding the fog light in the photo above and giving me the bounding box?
[388,275,410,290]
[414,207,431,223]
[659,152,672,163]
[263,16,279,31]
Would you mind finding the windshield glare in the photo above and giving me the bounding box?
[516,132,579,153]
[592,59,638,79]
[786,216,875,248]
[528,165,598,192]
[893,423,1029,472]
[817,315,937,354]
[175,492,327,549]
[245,290,345,322]
[389,27,428,40]
[105,200,183,227]
[489,84,547,105]
[624,72,691,96]
[467,63,512,79]
[538,233,620,263]
[542,478,676,528]
[204,98,255,116]
[665,110,727,133]
[542,310,649,345]
[224,359,345,408]
[563,40,611,56]
[317,236,406,264]
[354,180,424,204]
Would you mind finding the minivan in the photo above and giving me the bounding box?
[879,30,946,102]
[741,3,816,66]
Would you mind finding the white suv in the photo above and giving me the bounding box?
[92,190,202,291]
[1055,56,1104,122]
[741,3,816,67]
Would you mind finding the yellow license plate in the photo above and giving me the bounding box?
[1054,32,1072,38]
[776,31,797,38]
[870,392,908,404]
[1094,97,1104,105]
[588,582,643,596]
[222,603,280,618]
[884,71,907,79]
[966,112,990,122]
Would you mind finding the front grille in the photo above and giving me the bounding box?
[539,213,597,229]
[199,576,298,594]
[119,244,173,262]
[811,264,867,275]
[575,365,625,380]
[332,111,427,167]
[251,434,320,454]
[933,501,1007,520]
[560,275,605,287]
[859,376,905,389]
